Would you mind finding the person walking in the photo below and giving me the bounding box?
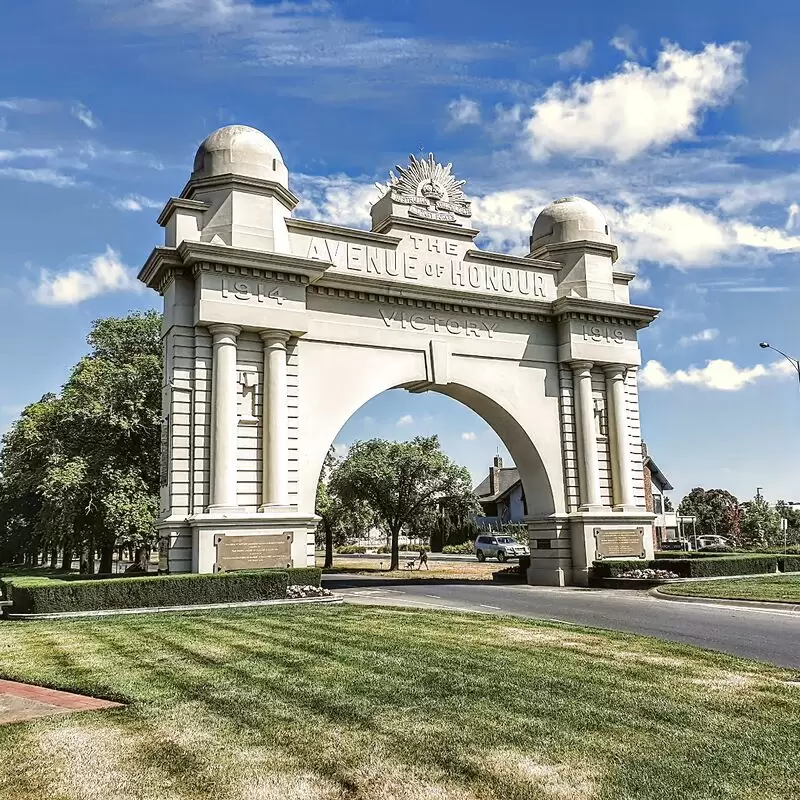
[417,547,429,570]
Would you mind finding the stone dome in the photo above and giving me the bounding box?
[531,196,610,249]
[191,125,288,187]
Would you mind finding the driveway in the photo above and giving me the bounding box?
[322,575,800,669]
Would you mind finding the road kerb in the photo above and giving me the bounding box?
[650,587,800,612]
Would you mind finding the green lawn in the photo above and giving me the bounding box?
[0,606,798,800]
[659,574,800,603]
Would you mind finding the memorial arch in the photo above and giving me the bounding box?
[140,125,659,586]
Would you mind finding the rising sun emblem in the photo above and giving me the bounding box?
[376,152,471,223]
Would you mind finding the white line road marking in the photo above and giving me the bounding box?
[424,594,441,599]
[479,604,501,610]
[658,599,799,617]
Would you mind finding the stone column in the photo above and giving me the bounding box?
[604,364,635,510]
[572,361,602,510]
[208,324,241,511]
[260,330,291,508]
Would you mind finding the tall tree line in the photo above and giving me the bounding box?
[0,312,162,573]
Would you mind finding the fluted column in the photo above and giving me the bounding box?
[208,324,241,511]
[572,361,602,510]
[260,330,291,508]
[604,364,635,510]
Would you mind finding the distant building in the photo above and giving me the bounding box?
[474,456,527,526]
[642,442,678,545]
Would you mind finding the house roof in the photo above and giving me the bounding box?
[644,457,674,492]
[474,467,521,503]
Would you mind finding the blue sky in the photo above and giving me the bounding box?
[1,0,799,504]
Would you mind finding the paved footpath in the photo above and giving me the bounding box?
[0,679,123,725]
[323,575,800,669]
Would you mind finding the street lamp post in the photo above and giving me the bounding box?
[759,342,800,391]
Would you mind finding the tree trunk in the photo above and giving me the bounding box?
[99,545,114,575]
[390,525,401,571]
[324,522,334,569]
[49,548,58,569]
[135,546,148,572]
[79,546,90,574]
[61,546,72,571]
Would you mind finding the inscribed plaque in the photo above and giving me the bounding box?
[594,528,645,560]
[214,533,292,572]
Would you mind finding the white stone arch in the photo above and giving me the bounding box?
[141,125,660,586]
[301,346,559,519]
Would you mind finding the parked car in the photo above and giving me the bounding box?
[473,535,529,562]
[696,535,733,551]
[660,538,692,552]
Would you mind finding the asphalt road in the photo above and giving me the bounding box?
[322,575,800,669]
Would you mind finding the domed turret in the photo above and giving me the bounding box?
[191,124,288,187]
[531,196,609,250]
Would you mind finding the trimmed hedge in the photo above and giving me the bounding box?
[335,545,367,554]
[779,555,800,573]
[284,567,322,587]
[442,542,474,555]
[5,570,290,615]
[593,554,779,579]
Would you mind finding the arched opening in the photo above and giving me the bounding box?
[311,382,557,568]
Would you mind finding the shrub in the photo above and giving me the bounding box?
[442,541,474,555]
[335,545,367,554]
[285,567,322,587]
[779,555,800,573]
[5,570,289,615]
[593,554,778,579]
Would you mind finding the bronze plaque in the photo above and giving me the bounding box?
[214,533,292,572]
[594,527,645,560]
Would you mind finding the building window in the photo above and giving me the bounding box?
[653,495,663,514]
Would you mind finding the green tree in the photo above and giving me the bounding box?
[775,500,800,546]
[330,435,478,570]
[0,311,162,572]
[741,496,782,550]
[315,446,373,569]
[678,488,742,543]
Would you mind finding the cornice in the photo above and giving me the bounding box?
[311,270,553,318]
[137,242,329,293]
[612,270,636,283]
[553,296,660,328]
[371,214,481,240]
[180,173,300,211]
[529,239,619,264]
[465,248,562,273]
[175,241,328,282]
[286,217,401,247]
[156,197,209,227]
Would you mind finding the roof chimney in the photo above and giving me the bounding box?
[490,455,503,495]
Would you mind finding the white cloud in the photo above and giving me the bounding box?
[0,97,58,113]
[33,247,140,306]
[759,126,800,153]
[332,442,350,459]
[461,432,477,441]
[87,0,502,100]
[786,203,800,231]
[71,102,100,129]
[295,173,375,229]
[557,40,593,70]
[609,27,645,61]
[679,328,719,346]
[396,414,414,426]
[525,41,746,161]
[629,274,651,293]
[0,148,60,162]
[640,358,792,391]
[0,167,76,188]
[112,194,162,212]
[613,201,800,268]
[447,96,481,127]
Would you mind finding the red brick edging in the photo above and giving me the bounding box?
[0,679,123,711]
